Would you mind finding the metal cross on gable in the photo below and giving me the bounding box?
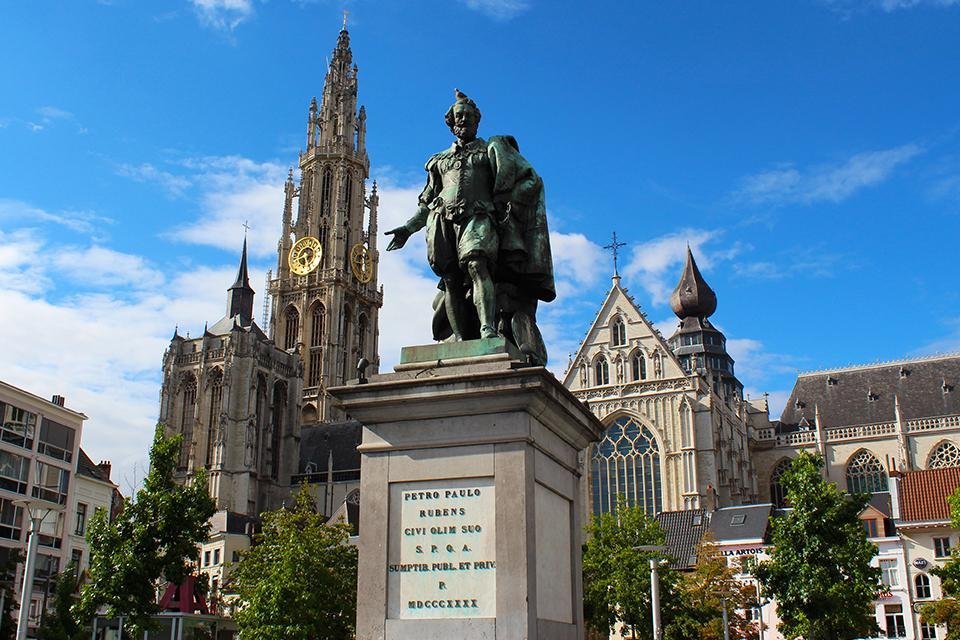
[603,231,627,277]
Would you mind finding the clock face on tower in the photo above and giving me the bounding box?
[350,243,373,283]
[288,236,323,275]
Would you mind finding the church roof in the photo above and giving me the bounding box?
[895,466,960,523]
[298,420,362,475]
[669,247,717,320]
[779,354,960,427]
[206,314,268,340]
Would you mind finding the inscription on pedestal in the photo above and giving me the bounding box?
[387,477,496,619]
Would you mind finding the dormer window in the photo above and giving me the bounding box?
[899,366,910,379]
[867,389,879,402]
[944,379,954,393]
[795,399,805,410]
[827,376,838,387]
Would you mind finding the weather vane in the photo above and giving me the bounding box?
[242,220,251,236]
[603,231,627,277]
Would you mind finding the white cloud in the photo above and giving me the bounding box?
[0,198,113,236]
[621,228,730,305]
[0,229,50,294]
[190,0,254,31]
[459,0,531,19]
[51,246,165,289]
[37,106,73,121]
[735,144,922,205]
[826,0,960,10]
[158,155,287,257]
[732,245,846,280]
[116,163,192,198]
[372,182,437,368]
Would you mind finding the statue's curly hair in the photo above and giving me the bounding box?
[444,88,482,129]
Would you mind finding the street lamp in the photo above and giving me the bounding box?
[13,499,64,640]
[634,544,668,640]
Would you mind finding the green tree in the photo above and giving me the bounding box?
[76,425,216,636]
[0,550,23,640]
[582,501,678,639]
[230,485,357,640]
[920,486,960,638]
[36,564,87,640]
[663,533,757,640]
[756,452,881,640]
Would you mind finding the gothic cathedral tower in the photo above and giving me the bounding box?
[268,25,382,425]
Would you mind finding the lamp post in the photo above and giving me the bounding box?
[634,544,668,640]
[13,499,63,640]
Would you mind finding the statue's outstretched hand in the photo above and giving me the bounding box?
[385,226,411,251]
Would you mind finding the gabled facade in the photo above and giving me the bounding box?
[564,254,763,520]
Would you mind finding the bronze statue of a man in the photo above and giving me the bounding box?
[386,90,555,364]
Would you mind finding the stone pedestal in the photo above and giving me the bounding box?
[328,341,603,640]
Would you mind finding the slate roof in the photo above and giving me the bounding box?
[896,467,960,523]
[206,314,268,341]
[76,448,110,482]
[297,420,362,477]
[656,508,710,569]
[708,504,773,543]
[779,354,960,428]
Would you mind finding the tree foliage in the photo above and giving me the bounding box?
[76,425,216,635]
[0,550,23,640]
[663,533,757,640]
[230,485,357,640]
[582,501,678,639]
[755,452,881,640]
[920,486,960,638]
[37,564,87,640]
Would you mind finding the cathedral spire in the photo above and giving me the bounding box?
[227,236,255,321]
[670,246,717,320]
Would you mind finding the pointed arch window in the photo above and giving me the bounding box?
[284,307,300,351]
[631,352,646,381]
[770,458,792,508]
[611,318,626,346]
[594,357,610,386]
[846,450,889,494]
[179,375,197,469]
[591,415,662,516]
[320,167,333,217]
[357,313,368,359]
[270,382,286,480]
[311,304,326,348]
[928,441,960,469]
[345,174,354,221]
[340,305,352,383]
[205,370,223,467]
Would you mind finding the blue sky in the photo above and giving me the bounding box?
[2,0,960,489]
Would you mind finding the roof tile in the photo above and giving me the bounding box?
[897,467,960,522]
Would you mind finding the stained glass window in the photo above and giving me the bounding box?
[846,450,888,494]
[591,415,662,516]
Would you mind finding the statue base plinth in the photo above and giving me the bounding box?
[329,356,602,640]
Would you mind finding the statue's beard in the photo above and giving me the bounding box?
[453,123,478,141]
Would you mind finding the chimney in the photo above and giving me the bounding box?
[98,460,112,481]
[51,395,65,407]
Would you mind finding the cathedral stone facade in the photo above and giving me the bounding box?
[159,241,302,516]
[564,250,767,517]
[160,24,379,520]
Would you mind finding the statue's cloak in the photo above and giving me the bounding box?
[486,135,556,303]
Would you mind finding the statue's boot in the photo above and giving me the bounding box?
[511,311,547,366]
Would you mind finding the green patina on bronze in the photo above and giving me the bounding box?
[386,89,556,366]
[399,336,524,365]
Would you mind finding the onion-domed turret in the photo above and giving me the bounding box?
[670,246,717,320]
